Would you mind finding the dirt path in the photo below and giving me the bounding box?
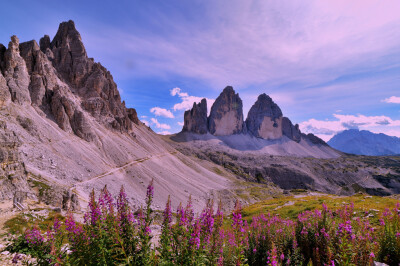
[74,152,171,187]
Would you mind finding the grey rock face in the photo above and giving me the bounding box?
[183,98,208,134]
[282,117,301,142]
[0,20,140,143]
[0,121,30,200]
[303,133,327,146]
[208,86,245,136]
[246,93,283,139]
[19,40,59,107]
[50,87,74,132]
[50,20,139,130]
[39,35,51,52]
[0,71,11,109]
[2,36,31,105]
[51,20,91,87]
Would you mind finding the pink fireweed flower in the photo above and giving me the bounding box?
[189,220,201,249]
[53,217,61,233]
[185,196,194,223]
[25,226,44,245]
[370,252,375,258]
[232,201,244,233]
[146,179,154,200]
[163,195,172,225]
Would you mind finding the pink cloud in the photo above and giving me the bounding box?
[300,113,400,141]
[383,96,400,104]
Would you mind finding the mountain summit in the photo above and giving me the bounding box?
[0,20,234,211]
[180,86,330,155]
[328,129,400,156]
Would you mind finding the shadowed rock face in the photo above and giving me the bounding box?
[180,87,329,147]
[0,70,11,109]
[0,20,140,142]
[49,20,138,131]
[246,93,283,139]
[183,98,208,134]
[208,86,245,136]
[282,117,301,143]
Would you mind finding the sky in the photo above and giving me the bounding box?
[1,0,399,140]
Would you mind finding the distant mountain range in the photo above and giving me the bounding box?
[328,129,400,156]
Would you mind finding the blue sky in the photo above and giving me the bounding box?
[1,0,399,140]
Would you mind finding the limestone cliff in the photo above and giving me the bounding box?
[208,86,245,136]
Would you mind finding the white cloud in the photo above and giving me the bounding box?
[88,1,400,89]
[177,122,184,126]
[383,96,400,104]
[300,113,400,141]
[157,130,172,135]
[150,107,174,118]
[150,118,171,130]
[170,87,215,114]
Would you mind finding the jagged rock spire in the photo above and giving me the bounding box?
[208,86,245,136]
[183,98,208,134]
[246,93,283,139]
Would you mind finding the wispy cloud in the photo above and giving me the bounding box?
[300,113,400,141]
[157,130,172,135]
[383,96,400,104]
[150,118,171,130]
[150,107,174,118]
[86,1,400,90]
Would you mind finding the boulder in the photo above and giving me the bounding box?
[246,93,283,139]
[183,98,208,134]
[208,86,245,135]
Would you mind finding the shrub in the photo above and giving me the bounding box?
[6,182,399,266]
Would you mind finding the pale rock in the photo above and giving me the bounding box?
[246,93,283,140]
[2,36,31,104]
[209,86,245,136]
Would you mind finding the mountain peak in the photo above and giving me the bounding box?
[328,129,400,155]
[246,93,283,139]
[208,86,245,135]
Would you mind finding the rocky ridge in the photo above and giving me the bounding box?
[0,20,239,213]
[0,20,139,144]
[181,86,323,145]
[208,86,245,136]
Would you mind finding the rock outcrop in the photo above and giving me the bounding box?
[0,71,11,109]
[0,20,140,143]
[0,121,30,200]
[181,87,328,147]
[1,36,31,105]
[49,20,138,132]
[19,40,59,107]
[183,98,208,134]
[208,86,245,136]
[303,133,328,146]
[246,93,283,139]
[282,117,301,142]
